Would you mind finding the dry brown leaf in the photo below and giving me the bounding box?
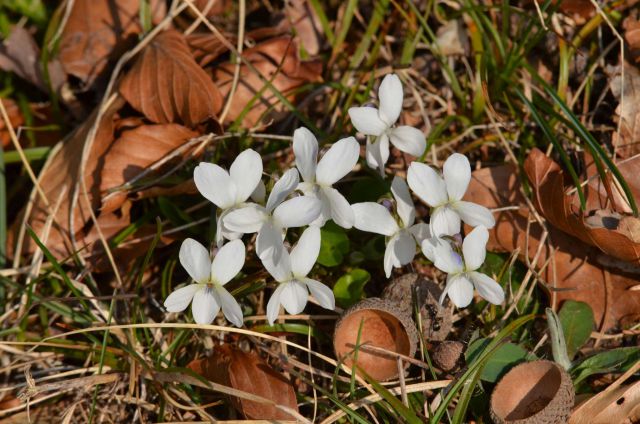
[58,0,165,83]
[624,18,640,62]
[99,123,198,213]
[0,98,24,148]
[213,35,322,127]
[188,345,299,420]
[608,62,640,158]
[190,0,232,18]
[554,0,594,20]
[0,26,65,92]
[187,32,235,68]
[119,29,223,127]
[525,148,640,263]
[464,164,640,331]
[284,0,324,56]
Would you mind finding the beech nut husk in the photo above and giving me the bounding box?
[490,360,575,424]
[333,297,419,381]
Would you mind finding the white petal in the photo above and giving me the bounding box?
[365,134,390,175]
[391,176,415,228]
[279,281,309,315]
[409,222,431,244]
[316,136,360,186]
[211,239,245,285]
[230,149,263,204]
[218,207,243,244]
[192,287,220,324]
[193,163,236,209]
[455,201,496,229]
[290,226,320,278]
[383,234,398,278]
[378,74,403,126]
[443,153,471,201]
[407,162,447,207]
[430,205,461,237]
[223,204,268,233]
[303,278,335,310]
[352,202,399,236]
[389,126,426,157]
[250,180,266,203]
[433,240,464,274]
[266,168,299,212]
[462,225,488,272]
[256,221,287,266]
[348,106,387,136]
[216,286,244,327]
[321,187,355,229]
[421,236,441,262]
[164,284,200,312]
[266,284,285,325]
[179,238,211,284]
[440,274,474,308]
[469,272,505,305]
[273,196,322,228]
[293,127,318,183]
[393,230,417,267]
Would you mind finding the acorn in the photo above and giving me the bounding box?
[431,340,465,373]
[333,297,418,381]
[490,360,575,424]
[382,273,453,341]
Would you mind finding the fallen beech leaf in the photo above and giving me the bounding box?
[99,123,198,213]
[0,98,24,148]
[464,164,640,331]
[213,36,322,127]
[119,29,223,127]
[284,0,324,56]
[188,345,299,420]
[554,0,594,20]
[58,0,165,83]
[190,0,231,18]
[525,148,640,262]
[608,62,640,158]
[624,18,640,62]
[187,32,235,68]
[0,26,65,92]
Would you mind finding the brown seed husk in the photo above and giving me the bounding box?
[431,341,465,373]
[490,360,575,424]
[333,297,418,381]
[382,273,453,341]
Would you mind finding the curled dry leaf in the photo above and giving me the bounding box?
[333,297,418,381]
[284,0,324,56]
[571,376,640,423]
[58,0,166,84]
[188,345,299,420]
[464,164,640,331]
[119,29,223,127]
[189,0,232,18]
[213,36,322,127]
[0,26,65,93]
[525,148,640,263]
[100,123,199,213]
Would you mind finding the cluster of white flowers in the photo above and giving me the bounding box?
[164,73,505,327]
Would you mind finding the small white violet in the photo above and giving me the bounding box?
[223,168,322,259]
[293,127,360,229]
[193,149,264,245]
[348,74,426,175]
[407,153,495,237]
[262,226,335,324]
[164,239,245,327]
[352,176,431,277]
[431,225,505,308]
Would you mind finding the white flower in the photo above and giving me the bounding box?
[407,153,495,237]
[352,176,431,277]
[223,168,322,259]
[348,74,426,175]
[164,239,245,327]
[193,149,264,245]
[430,225,505,308]
[293,127,359,229]
[262,226,335,324]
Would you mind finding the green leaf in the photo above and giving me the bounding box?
[572,347,640,384]
[546,308,571,370]
[333,268,370,308]
[558,301,594,359]
[317,221,350,267]
[465,338,530,383]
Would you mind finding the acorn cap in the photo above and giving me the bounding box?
[490,360,575,424]
[382,273,453,341]
[333,297,419,381]
[431,340,465,373]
